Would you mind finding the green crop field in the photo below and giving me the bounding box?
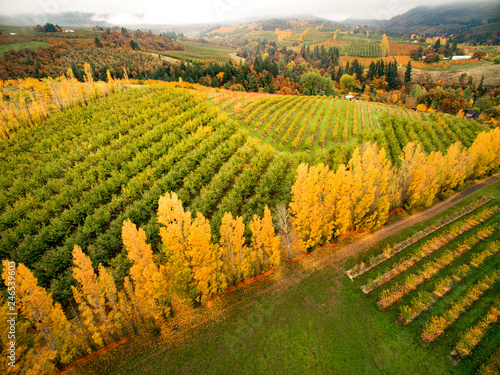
[159,41,236,63]
[208,93,485,155]
[0,41,51,56]
[347,190,500,375]
[342,40,382,58]
[66,179,500,375]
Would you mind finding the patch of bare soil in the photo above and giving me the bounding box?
[412,63,500,86]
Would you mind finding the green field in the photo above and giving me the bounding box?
[208,92,485,156]
[160,41,236,63]
[67,179,500,375]
[342,40,382,58]
[0,41,51,56]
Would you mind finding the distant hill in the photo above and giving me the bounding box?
[343,18,380,27]
[0,12,108,27]
[382,1,500,44]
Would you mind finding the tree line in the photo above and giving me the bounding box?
[289,129,500,250]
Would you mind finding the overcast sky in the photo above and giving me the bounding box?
[0,0,472,25]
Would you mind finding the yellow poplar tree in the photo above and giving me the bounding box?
[158,192,220,304]
[441,142,468,191]
[71,245,110,348]
[186,212,219,303]
[219,212,250,284]
[158,192,191,259]
[289,163,336,249]
[98,264,128,335]
[420,151,444,208]
[381,34,391,57]
[399,142,428,210]
[1,261,76,365]
[249,205,281,273]
[122,219,170,324]
[468,128,500,179]
[349,143,391,231]
[120,278,141,329]
[330,164,353,236]
[0,296,40,374]
[84,62,98,100]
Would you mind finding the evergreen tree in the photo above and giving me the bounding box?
[247,74,259,92]
[404,60,412,83]
[367,61,377,81]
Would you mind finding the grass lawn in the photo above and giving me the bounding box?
[69,263,449,375]
[0,41,51,56]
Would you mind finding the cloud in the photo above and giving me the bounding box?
[0,0,477,25]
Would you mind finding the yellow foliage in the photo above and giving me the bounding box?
[72,245,108,348]
[289,163,335,249]
[2,261,76,365]
[98,264,128,334]
[249,206,281,271]
[187,213,220,303]
[299,28,310,41]
[158,192,221,303]
[220,212,250,284]
[381,34,391,57]
[468,128,500,179]
[416,104,427,112]
[399,142,443,209]
[349,143,391,230]
[158,192,191,258]
[0,295,42,374]
[421,151,444,208]
[122,219,170,323]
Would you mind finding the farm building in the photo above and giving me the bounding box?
[452,55,472,60]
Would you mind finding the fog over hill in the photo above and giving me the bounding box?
[0,0,482,26]
[382,1,500,33]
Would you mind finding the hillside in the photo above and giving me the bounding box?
[0,80,490,303]
[207,90,485,157]
[382,1,500,43]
